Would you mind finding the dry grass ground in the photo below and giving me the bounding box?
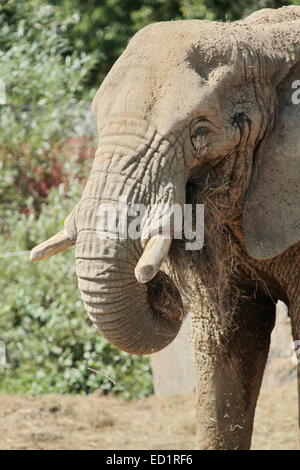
[0,381,298,450]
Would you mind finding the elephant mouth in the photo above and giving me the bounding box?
[146,270,183,321]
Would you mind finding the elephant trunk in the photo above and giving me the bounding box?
[30,120,186,354]
[73,123,185,354]
[76,233,183,355]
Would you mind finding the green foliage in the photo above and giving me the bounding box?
[47,0,182,85]
[0,0,96,223]
[0,186,153,398]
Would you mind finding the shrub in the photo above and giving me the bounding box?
[0,186,153,399]
[0,0,96,224]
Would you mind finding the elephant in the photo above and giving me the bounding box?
[30,6,300,450]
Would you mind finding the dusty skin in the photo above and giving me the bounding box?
[0,382,298,450]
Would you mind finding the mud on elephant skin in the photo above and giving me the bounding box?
[31,6,300,449]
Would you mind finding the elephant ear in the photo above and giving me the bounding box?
[243,9,300,260]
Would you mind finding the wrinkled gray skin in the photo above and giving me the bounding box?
[34,7,300,449]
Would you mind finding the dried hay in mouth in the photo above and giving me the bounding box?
[146,270,185,323]
[142,173,268,336]
[167,176,245,331]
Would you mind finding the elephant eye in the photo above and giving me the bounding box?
[192,127,210,138]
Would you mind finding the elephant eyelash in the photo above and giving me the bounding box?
[191,127,210,152]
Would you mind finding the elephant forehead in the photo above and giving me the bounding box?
[128,20,235,63]
[92,21,247,131]
[94,51,218,134]
[107,63,208,108]
[116,22,240,86]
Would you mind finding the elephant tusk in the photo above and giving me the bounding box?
[29,229,74,262]
[135,236,172,284]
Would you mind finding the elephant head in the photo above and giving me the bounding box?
[30,7,300,354]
